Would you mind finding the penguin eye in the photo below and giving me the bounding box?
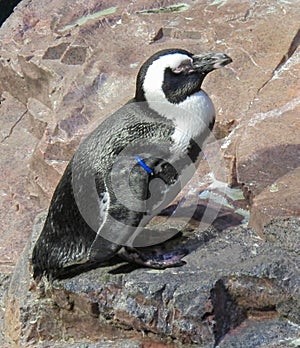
[172,66,185,74]
[171,59,194,74]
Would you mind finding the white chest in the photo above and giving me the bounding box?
[147,90,215,151]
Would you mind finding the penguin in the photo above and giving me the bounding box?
[32,48,232,280]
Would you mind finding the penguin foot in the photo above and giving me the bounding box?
[119,246,187,269]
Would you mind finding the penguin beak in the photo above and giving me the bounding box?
[192,52,232,72]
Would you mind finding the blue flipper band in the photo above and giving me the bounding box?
[135,156,153,174]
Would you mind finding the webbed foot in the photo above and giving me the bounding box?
[119,246,187,269]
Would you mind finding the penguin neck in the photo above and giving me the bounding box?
[145,90,216,150]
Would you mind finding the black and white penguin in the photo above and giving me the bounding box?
[32,48,232,280]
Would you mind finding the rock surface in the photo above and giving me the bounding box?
[0,0,299,346]
[0,0,299,272]
[5,213,300,347]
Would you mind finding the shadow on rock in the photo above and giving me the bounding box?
[109,203,246,275]
[238,144,300,196]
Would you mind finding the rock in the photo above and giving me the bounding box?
[37,341,148,348]
[0,0,299,270]
[235,102,300,233]
[4,215,300,346]
[217,319,300,348]
[0,273,10,347]
[221,24,300,228]
[0,92,42,274]
[250,168,300,234]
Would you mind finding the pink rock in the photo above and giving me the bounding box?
[0,0,299,271]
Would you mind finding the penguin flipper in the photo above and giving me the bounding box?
[88,171,148,261]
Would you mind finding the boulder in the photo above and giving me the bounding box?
[4,214,300,347]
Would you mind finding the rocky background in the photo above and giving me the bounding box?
[0,0,299,347]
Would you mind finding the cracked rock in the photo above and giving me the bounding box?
[4,214,300,346]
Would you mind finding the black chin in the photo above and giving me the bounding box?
[162,68,205,104]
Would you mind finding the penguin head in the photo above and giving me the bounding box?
[135,48,232,104]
